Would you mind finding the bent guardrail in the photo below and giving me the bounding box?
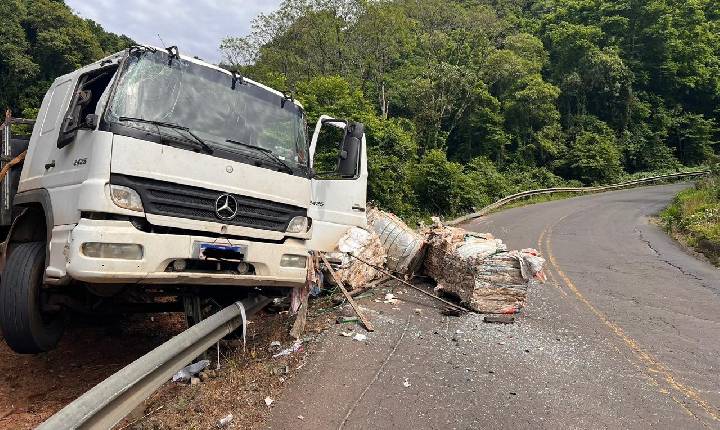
[448,170,710,226]
[38,295,271,430]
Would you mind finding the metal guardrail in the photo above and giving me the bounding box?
[38,295,272,430]
[448,170,710,226]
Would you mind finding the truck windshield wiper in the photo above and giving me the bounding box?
[117,116,213,154]
[225,138,293,174]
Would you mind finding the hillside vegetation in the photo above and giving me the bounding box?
[0,0,132,118]
[662,165,720,265]
[222,0,720,220]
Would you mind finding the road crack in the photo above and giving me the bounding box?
[636,227,703,281]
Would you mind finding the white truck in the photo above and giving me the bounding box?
[0,45,368,353]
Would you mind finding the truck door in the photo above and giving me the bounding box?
[305,115,368,252]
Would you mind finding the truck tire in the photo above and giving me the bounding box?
[0,242,64,353]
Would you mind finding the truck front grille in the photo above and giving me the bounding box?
[110,174,306,232]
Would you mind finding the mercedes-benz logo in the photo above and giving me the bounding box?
[215,194,238,220]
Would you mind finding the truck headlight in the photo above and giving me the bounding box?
[286,216,310,233]
[280,254,307,268]
[82,243,144,260]
[110,185,144,212]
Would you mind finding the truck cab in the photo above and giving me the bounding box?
[0,45,368,353]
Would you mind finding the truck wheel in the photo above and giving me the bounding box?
[0,242,64,353]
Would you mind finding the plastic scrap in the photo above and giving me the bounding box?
[336,316,360,324]
[383,293,400,304]
[272,340,303,358]
[172,359,210,382]
[264,397,274,407]
[368,207,426,275]
[353,333,367,342]
[217,414,233,428]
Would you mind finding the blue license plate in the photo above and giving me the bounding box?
[195,243,246,261]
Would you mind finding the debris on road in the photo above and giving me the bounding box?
[441,308,464,317]
[368,207,426,275]
[321,254,375,332]
[383,293,400,304]
[353,333,367,342]
[172,359,211,383]
[483,314,516,324]
[325,227,386,289]
[424,219,546,314]
[272,340,303,358]
[336,315,360,324]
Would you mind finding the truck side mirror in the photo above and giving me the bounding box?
[338,122,363,178]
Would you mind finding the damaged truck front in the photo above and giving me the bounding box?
[0,45,368,353]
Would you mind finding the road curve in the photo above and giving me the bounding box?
[269,183,720,429]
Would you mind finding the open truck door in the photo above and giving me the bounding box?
[305,115,368,252]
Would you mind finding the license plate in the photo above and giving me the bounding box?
[194,243,247,261]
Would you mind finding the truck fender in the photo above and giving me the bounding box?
[1,189,53,272]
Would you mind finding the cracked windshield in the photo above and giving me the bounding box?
[106,50,308,167]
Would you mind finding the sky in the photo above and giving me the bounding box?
[65,0,283,64]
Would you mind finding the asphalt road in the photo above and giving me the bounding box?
[269,184,720,429]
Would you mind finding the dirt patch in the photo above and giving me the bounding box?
[0,313,186,429]
[122,296,344,430]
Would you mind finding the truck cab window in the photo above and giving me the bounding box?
[58,65,118,148]
[313,124,347,179]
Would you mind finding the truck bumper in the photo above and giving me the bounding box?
[64,219,308,287]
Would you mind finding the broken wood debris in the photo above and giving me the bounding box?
[320,254,375,332]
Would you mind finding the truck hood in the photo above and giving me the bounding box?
[110,135,311,239]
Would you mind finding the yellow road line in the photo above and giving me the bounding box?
[537,227,568,297]
[542,218,720,423]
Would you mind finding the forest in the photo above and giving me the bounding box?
[0,0,132,119]
[221,0,720,219]
[0,0,718,220]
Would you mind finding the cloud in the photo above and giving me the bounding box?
[65,0,282,64]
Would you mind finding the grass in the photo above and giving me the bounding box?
[660,173,720,267]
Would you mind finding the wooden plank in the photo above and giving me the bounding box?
[320,253,375,332]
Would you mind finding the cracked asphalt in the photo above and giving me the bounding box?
[268,184,720,429]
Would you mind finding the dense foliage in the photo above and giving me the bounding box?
[662,163,720,265]
[0,0,132,118]
[222,0,720,219]
[1,1,717,221]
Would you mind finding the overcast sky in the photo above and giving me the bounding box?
[65,0,283,64]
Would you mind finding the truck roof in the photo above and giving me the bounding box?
[56,44,304,110]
